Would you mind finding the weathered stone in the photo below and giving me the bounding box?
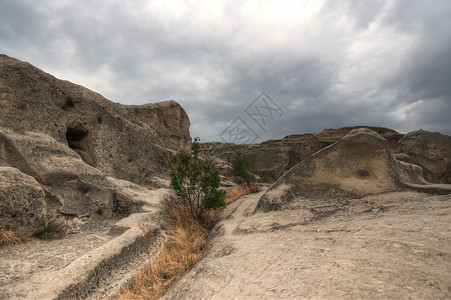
[126,101,191,152]
[163,190,451,300]
[256,128,451,212]
[0,54,190,186]
[201,126,451,187]
[316,126,404,152]
[399,129,451,183]
[200,134,326,180]
[200,127,404,181]
[0,167,46,230]
[0,54,191,226]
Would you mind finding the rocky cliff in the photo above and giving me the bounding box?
[0,55,191,229]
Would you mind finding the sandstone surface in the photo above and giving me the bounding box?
[200,133,326,180]
[0,55,186,299]
[0,167,47,229]
[164,190,451,299]
[399,129,451,183]
[0,54,190,229]
[256,128,451,212]
[164,129,451,299]
[200,126,451,184]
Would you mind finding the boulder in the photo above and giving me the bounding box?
[316,126,404,152]
[399,129,451,183]
[0,167,47,230]
[256,128,451,212]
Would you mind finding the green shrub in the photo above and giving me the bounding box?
[169,137,226,220]
[232,151,252,185]
[34,216,67,240]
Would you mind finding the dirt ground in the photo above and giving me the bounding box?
[163,190,451,299]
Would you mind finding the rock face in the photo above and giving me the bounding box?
[200,134,326,180]
[0,167,48,229]
[0,54,190,229]
[399,129,451,183]
[316,126,404,152]
[200,126,451,184]
[126,101,191,152]
[256,128,451,212]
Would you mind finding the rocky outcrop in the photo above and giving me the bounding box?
[170,130,450,299]
[126,101,191,152]
[163,190,451,299]
[399,129,451,183]
[200,126,451,185]
[256,128,451,212]
[0,54,190,229]
[316,126,404,152]
[0,55,190,184]
[200,134,326,180]
[0,167,48,230]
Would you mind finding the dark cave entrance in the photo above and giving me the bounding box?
[66,125,96,167]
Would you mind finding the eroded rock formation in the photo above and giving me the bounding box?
[256,128,451,212]
[200,134,326,180]
[163,129,451,299]
[200,126,451,184]
[0,54,190,229]
[399,129,451,183]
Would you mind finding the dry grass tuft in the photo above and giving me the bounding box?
[0,222,33,247]
[225,183,262,204]
[118,208,217,300]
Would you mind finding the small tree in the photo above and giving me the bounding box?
[169,137,226,219]
[232,151,252,185]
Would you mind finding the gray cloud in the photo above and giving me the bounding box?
[1,0,450,142]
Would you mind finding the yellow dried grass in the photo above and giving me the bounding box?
[117,208,214,300]
[0,221,32,247]
[118,184,260,299]
[225,183,261,204]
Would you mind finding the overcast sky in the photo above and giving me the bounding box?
[1,0,450,142]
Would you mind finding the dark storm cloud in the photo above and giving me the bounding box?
[1,0,450,141]
[377,0,451,134]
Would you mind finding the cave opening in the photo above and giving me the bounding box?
[66,125,96,166]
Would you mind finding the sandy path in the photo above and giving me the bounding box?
[163,191,451,299]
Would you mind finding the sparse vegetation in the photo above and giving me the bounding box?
[169,137,226,220]
[33,216,67,240]
[117,146,263,299]
[117,140,263,299]
[0,221,32,247]
[118,208,218,300]
[231,151,252,185]
[95,207,104,215]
